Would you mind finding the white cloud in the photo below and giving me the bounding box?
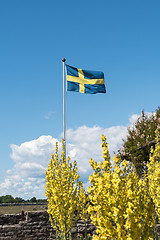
[66,125,127,177]
[0,136,59,199]
[0,114,141,199]
[129,114,139,126]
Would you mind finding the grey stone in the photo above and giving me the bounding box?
[71,227,78,233]
[77,226,85,233]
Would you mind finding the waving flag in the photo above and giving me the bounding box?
[66,64,106,94]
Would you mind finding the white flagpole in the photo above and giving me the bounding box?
[62,58,66,153]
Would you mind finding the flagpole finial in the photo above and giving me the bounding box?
[62,58,66,62]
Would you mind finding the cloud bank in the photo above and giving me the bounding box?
[0,115,139,199]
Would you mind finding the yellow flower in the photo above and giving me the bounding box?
[88,135,155,240]
[45,139,89,239]
[147,129,160,220]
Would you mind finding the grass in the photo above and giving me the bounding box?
[0,204,48,214]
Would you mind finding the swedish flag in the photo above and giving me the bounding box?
[66,65,106,94]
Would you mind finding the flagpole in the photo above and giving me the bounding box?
[62,58,66,153]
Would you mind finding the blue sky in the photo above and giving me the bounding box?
[0,0,160,198]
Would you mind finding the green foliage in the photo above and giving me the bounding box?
[0,195,15,203]
[0,195,47,204]
[119,106,160,176]
[14,197,25,203]
[30,197,37,202]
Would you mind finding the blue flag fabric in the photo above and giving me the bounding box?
[66,64,106,94]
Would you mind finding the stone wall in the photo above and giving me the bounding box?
[0,211,160,239]
[0,211,96,240]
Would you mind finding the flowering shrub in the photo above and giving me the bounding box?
[45,133,160,240]
[45,139,88,240]
[88,135,155,240]
[147,129,160,220]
